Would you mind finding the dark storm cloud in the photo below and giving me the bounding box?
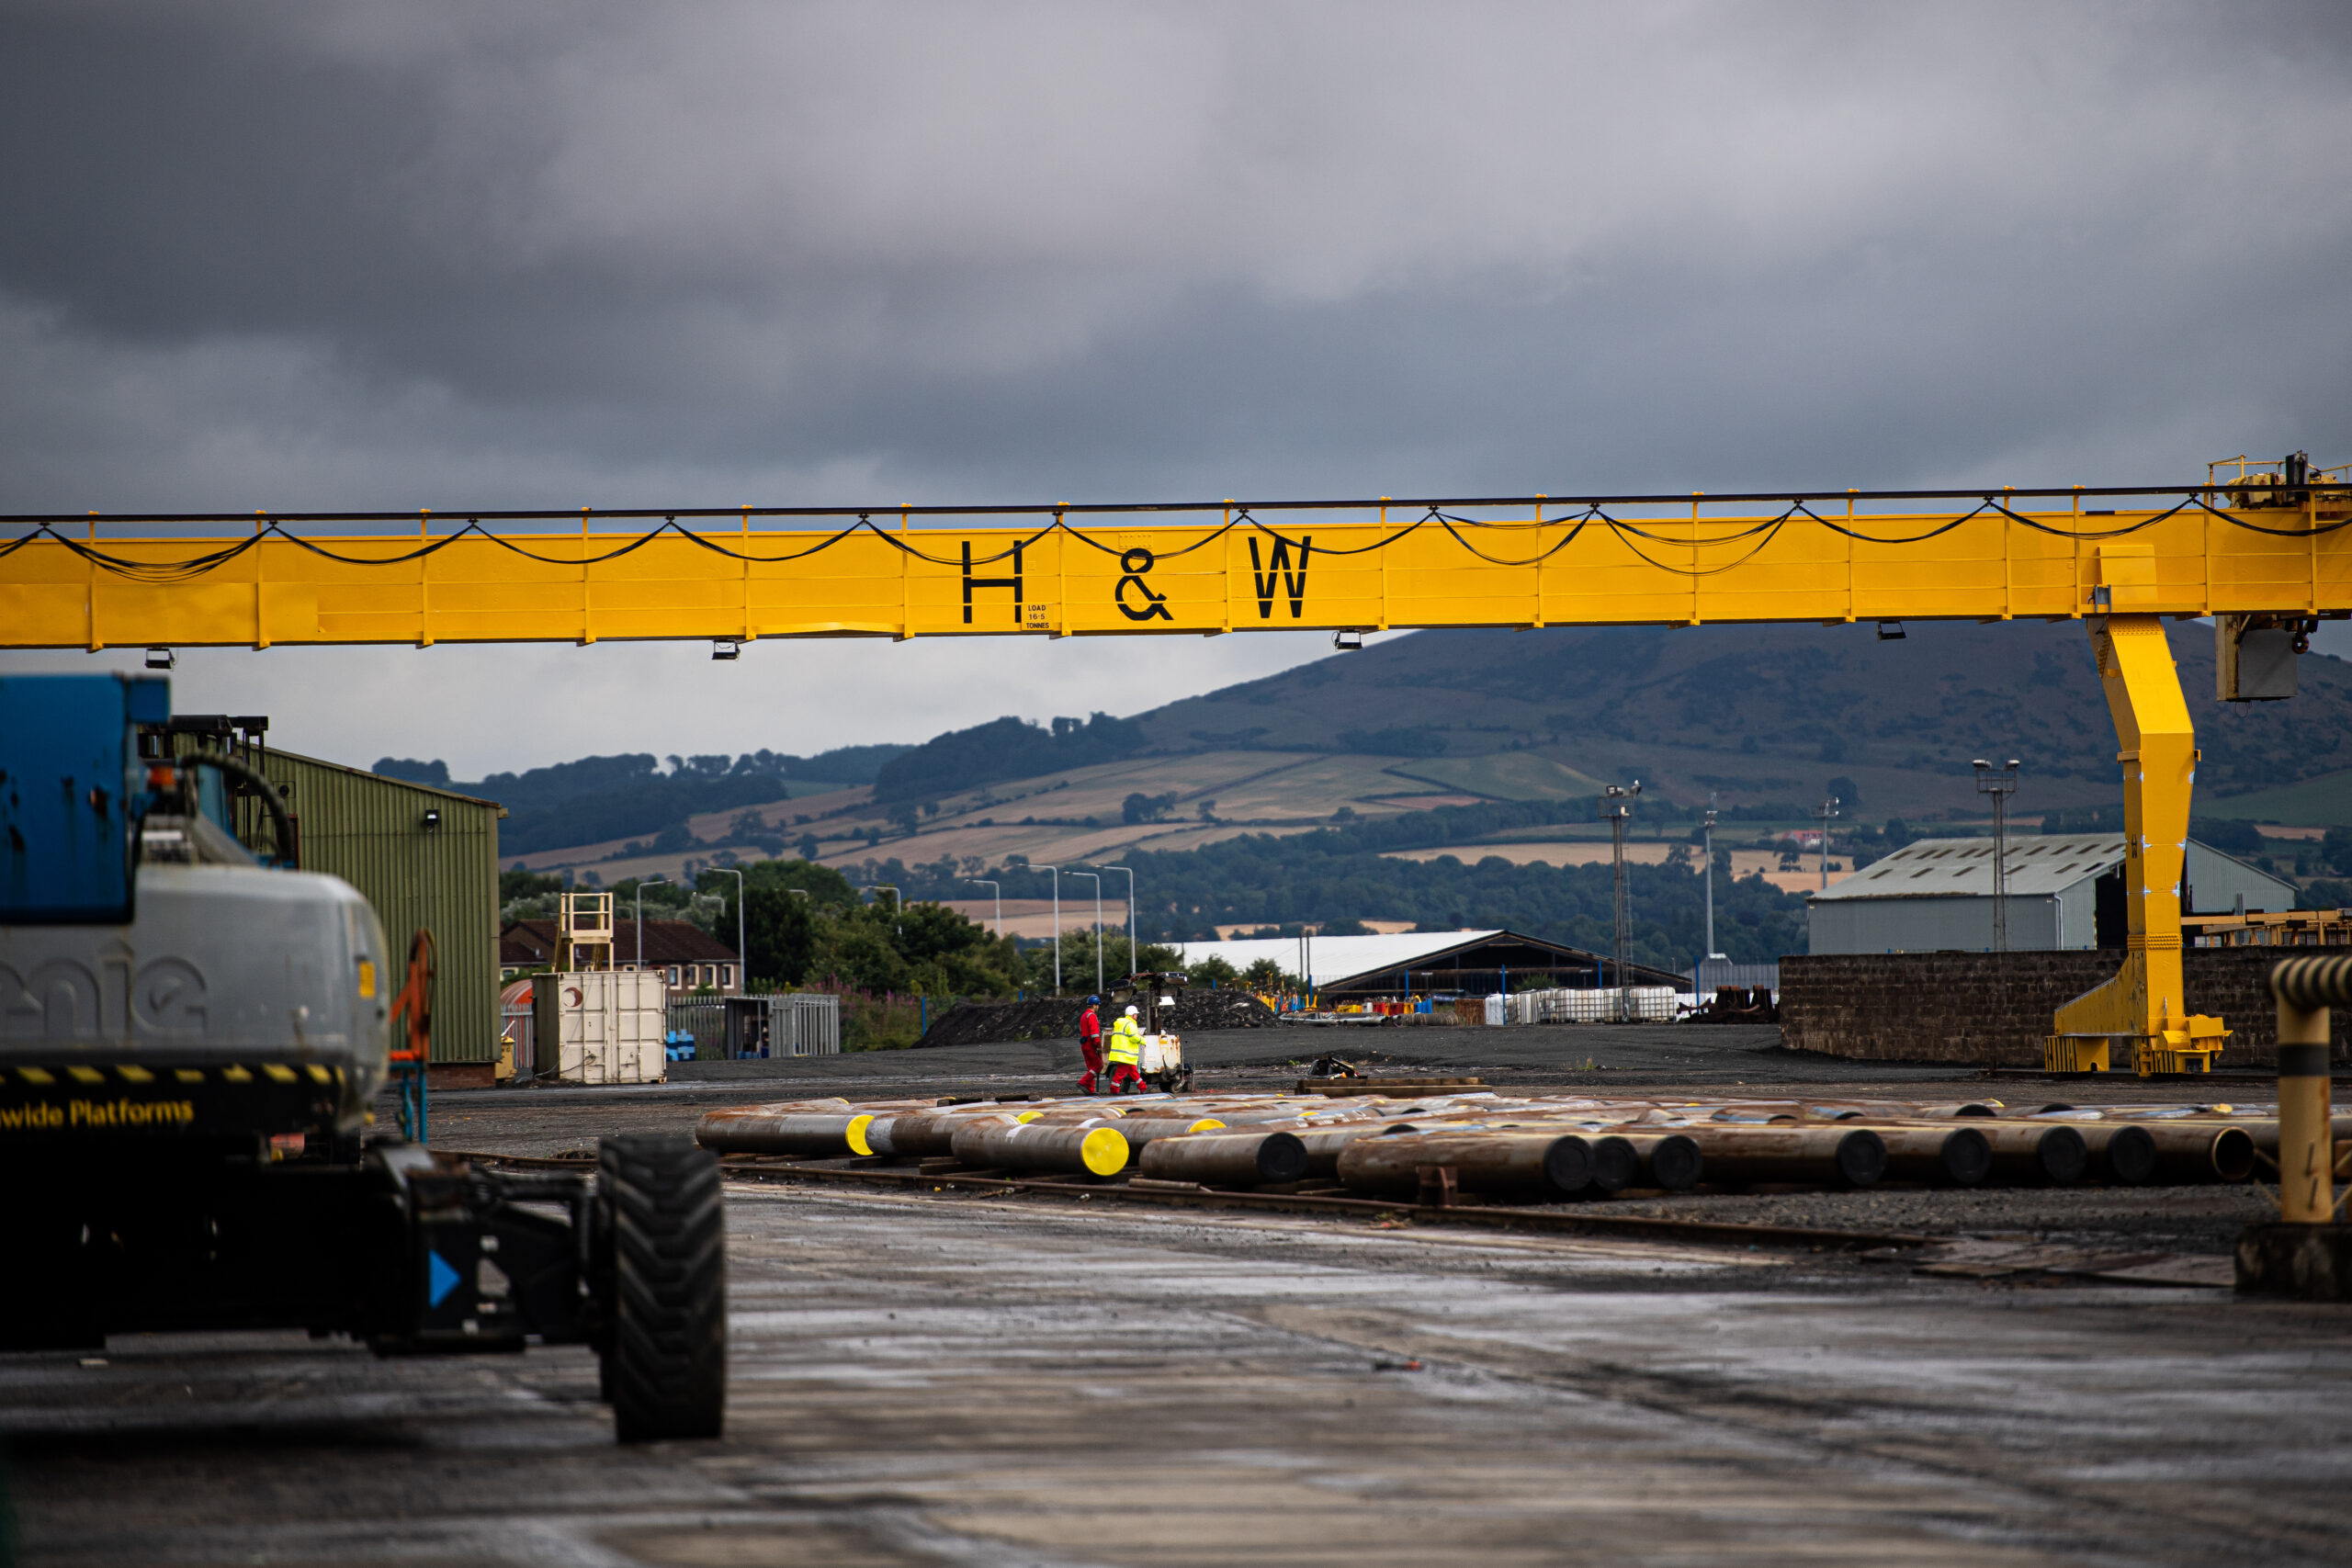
[5,0,2349,512]
[6,2,2352,769]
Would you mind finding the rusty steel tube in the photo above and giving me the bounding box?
[949,1119,1130,1175]
[695,1109,880,1157]
[865,1110,1023,1158]
[2241,1113,2352,1156]
[1591,1133,1703,1192]
[1861,1126,1992,1187]
[1294,1122,1424,1178]
[1105,1115,1236,1150]
[2071,1122,2157,1185]
[1970,1122,2087,1185]
[2141,1122,2258,1182]
[1682,1126,1885,1189]
[1335,1131,1596,1198]
[1138,1130,1310,1187]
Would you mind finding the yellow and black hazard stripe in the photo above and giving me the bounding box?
[0,1062,347,1138]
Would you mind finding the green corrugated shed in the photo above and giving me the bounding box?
[175,737,505,1064]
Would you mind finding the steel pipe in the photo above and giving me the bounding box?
[695,1110,877,1157]
[1138,1131,1310,1187]
[1294,1122,1425,1178]
[865,1110,1023,1159]
[1592,1133,1703,1192]
[2141,1122,2258,1183]
[949,1119,1130,1176]
[1335,1132,1596,1199]
[1863,1126,1992,1187]
[2072,1122,2157,1185]
[1681,1126,1885,1189]
[1970,1122,2087,1185]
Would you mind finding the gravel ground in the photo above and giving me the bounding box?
[1601,1182,2277,1251]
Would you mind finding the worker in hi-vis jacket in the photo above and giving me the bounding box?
[1105,1004,1148,1094]
[1077,997,1105,1094]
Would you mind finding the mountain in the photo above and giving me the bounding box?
[402,617,2352,886]
[872,713,1145,803]
[1135,620,2352,821]
[372,743,911,855]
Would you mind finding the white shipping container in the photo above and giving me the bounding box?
[535,970,669,1085]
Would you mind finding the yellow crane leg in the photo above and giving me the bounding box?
[2044,613,2229,1074]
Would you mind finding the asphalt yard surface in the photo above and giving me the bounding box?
[6,1027,2345,1566]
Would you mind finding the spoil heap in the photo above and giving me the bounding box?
[912,998,1082,1049]
[697,1090,2286,1201]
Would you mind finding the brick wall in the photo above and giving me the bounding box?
[1780,948,2352,1066]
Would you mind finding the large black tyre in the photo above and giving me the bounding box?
[597,1134,726,1442]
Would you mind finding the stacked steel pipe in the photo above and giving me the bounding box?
[695,1089,2290,1198]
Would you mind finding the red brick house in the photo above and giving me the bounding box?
[500,918,742,998]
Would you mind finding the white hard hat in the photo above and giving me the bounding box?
[1125,1004,1139,1017]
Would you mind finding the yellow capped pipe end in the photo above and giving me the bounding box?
[1189,1118,1227,1132]
[1080,1126,1130,1176]
[1016,1110,1043,1123]
[846,1113,875,1156]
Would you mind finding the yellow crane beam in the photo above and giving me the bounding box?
[5,477,2347,1078]
[1,490,2346,649]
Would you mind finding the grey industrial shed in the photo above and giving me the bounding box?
[1806,832,2297,955]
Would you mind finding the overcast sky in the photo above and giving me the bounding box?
[4,2,2347,776]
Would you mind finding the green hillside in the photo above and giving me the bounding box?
[2194,767,2352,827]
[1385,752,1608,802]
[1139,621,2352,825]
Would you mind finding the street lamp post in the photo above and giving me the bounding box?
[635,875,668,974]
[1702,794,1723,965]
[1973,759,2021,953]
[711,867,746,993]
[968,878,1001,937]
[1069,872,1102,997]
[1604,782,1641,1021]
[1101,865,1136,982]
[1035,865,1062,992]
[1815,796,1840,892]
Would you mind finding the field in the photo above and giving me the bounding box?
[2197,768,2352,827]
[1382,749,1607,799]
[1386,841,1844,892]
[512,750,1510,885]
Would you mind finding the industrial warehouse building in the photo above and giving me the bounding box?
[1172,928,1685,997]
[1806,832,2297,955]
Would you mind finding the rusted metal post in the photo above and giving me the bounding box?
[2237,955,2352,1297]
[2273,958,2344,1222]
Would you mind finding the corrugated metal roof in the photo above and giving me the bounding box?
[1176,930,1502,987]
[1814,832,2125,901]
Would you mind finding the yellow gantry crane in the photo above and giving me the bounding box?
[5,457,2346,1075]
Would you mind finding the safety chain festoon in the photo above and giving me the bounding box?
[2,482,2345,585]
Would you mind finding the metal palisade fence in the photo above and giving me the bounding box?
[667,992,842,1059]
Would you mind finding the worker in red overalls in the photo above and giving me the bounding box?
[1077,996,1105,1095]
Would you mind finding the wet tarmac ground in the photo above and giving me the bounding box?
[11,1183,2352,1566]
[7,1029,2348,1565]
